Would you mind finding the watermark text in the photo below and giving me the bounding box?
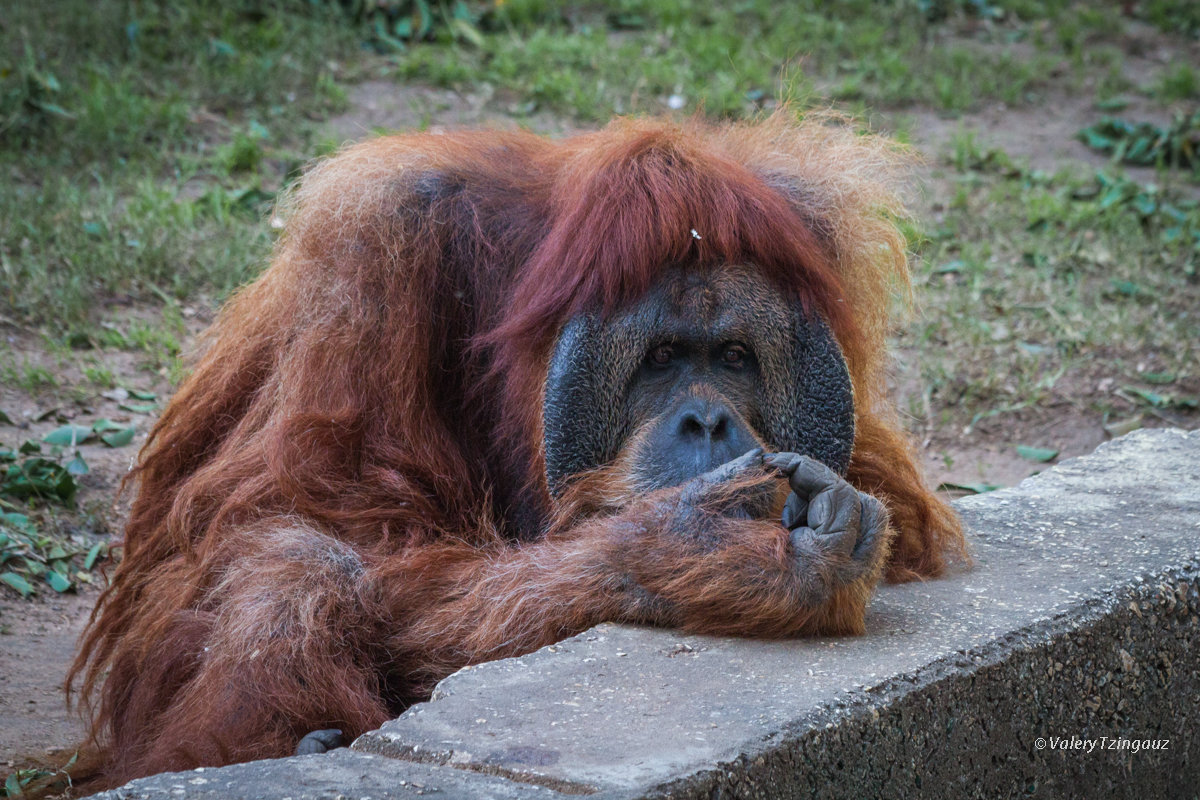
[1034,736,1170,754]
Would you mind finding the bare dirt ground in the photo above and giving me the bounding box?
[0,588,97,764]
[3,41,1198,769]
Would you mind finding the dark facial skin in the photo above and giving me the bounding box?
[542,264,856,501]
[624,300,765,491]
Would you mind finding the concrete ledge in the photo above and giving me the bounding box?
[86,749,567,799]
[91,428,1200,798]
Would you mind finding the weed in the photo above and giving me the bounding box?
[1139,0,1200,35]
[1156,63,1199,103]
[0,358,58,391]
[0,419,140,599]
[82,363,116,388]
[1077,112,1200,171]
[218,127,269,174]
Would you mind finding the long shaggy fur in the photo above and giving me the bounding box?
[68,112,964,790]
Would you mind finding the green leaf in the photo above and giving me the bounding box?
[45,570,73,593]
[66,454,89,475]
[1079,129,1115,150]
[1016,445,1058,463]
[1131,194,1157,216]
[2,457,77,503]
[19,440,41,454]
[0,409,13,425]
[1142,372,1176,385]
[1098,186,1126,210]
[414,0,433,38]
[938,482,1002,494]
[374,17,407,50]
[128,389,157,401]
[450,18,485,47]
[1103,414,1143,438]
[6,770,23,795]
[209,37,236,57]
[31,100,74,118]
[1109,279,1145,298]
[100,427,136,447]
[1124,386,1167,407]
[84,542,105,570]
[118,403,157,414]
[1,571,34,597]
[44,425,94,446]
[1,512,33,533]
[91,418,124,433]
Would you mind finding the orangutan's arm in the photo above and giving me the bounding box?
[376,451,890,697]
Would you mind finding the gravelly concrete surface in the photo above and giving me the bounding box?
[85,749,568,799]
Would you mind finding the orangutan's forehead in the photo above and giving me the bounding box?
[658,264,786,323]
[608,263,790,344]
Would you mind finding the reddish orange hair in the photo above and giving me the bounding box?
[64,112,963,791]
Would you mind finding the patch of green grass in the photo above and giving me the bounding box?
[0,357,58,392]
[82,362,116,388]
[395,0,1137,121]
[1139,0,1200,36]
[0,170,275,329]
[1,0,365,331]
[2,0,1188,334]
[2,1,359,161]
[905,150,1200,427]
[1157,63,1199,103]
[125,314,184,371]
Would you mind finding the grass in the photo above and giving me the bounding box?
[1,0,363,340]
[401,1,1073,119]
[1,0,1191,336]
[1157,63,1199,103]
[904,144,1199,427]
[0,358,58,392]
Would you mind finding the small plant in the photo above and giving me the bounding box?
[2,754,75,798]
[1076,171,1200,254]
[0,420,136,597]
[0,358,58,391]
[1077,112,1200,171]
[1157,63,1199,103]
[0,439,88,597]
[0,43,74,145]
[339,0,486,51]
[218,128,266,174]
[0,441,80,505]
[83,363,116,387]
